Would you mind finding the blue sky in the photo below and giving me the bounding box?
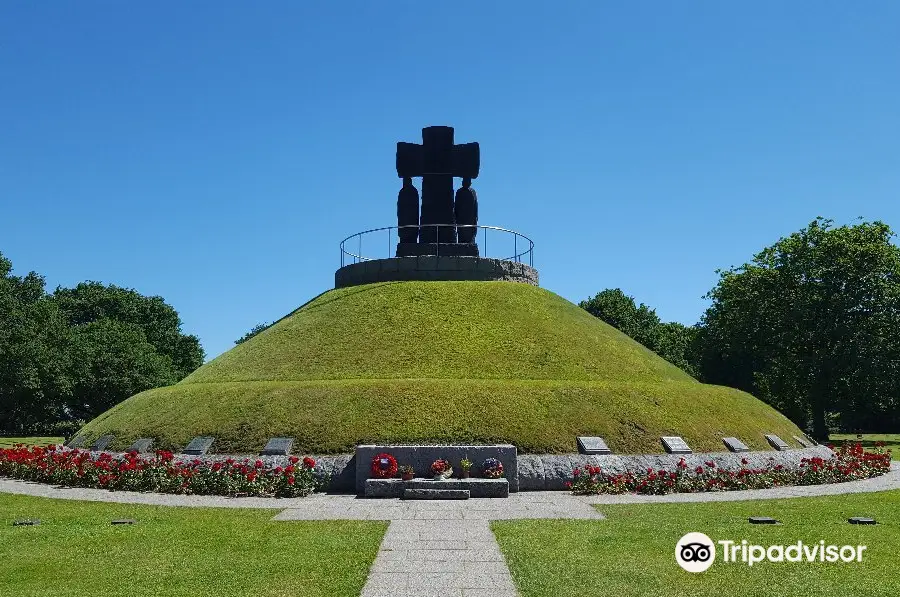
[3,2,898,360]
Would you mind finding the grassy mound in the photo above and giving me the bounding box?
[78,281,804,454]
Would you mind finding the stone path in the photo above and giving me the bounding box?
[2,465,898,597]
[359,520,516,597]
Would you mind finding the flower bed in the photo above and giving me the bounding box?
[0,445,328,498]
[569,443,891,495]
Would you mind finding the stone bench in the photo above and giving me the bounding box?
[364,478,509,498]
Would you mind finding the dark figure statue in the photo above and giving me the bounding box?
[397,177,419,243]
[454,177,478,244]
[396,126,479,245]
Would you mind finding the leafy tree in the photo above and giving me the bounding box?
[0,253,72,433]
[66,319,178,420]
[696,218,900,439]
[0,254,205,431]
[579,289,661,348]
[235,322,270,345]
[51,282,203,379]
[49,282,204,421]
[579,289,699,376]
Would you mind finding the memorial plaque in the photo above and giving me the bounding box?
[764,434,790,451]
[111,519,136,525]
[722,437,750,453]
[848,517,876,525]
[661,436,692,454]
[127,438,154,454]
[577,436,612,455]
[792,435,811,448]
[260,437,294,456]
[89,435,114,452]
[13,519,40,526]
[182,436,214,455]
[749,516,779,524]
[67,436,86,449]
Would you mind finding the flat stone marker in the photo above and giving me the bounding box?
[89,435,114,452]
[126,438,153,454]
[848,517,876,525]
[765,434,790,451]
[259,437,294,456]
[402,488,469,500]
[749,517,779,524]
[111,519,137,525]
[66,436,86,449]
[722,437,750,453]
[793,435,811,448]
[661,436,692,454]
[13,519,40,526]
[577,436,612,455]
[182,436,214,455]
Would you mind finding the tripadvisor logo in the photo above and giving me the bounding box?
[676,532,716,572]
[676,533,867,572]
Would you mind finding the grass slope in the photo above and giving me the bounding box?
[0,493,386,597]
[184,282,695,383]
[493,490,900,597]
[78,281,804,454]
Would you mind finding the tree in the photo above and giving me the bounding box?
[579,289,699,376]
[66,319,178,420]
[696,218,900,439]
[0,253,72,433]
[49,282,204,421]
[579,289,661,348]
[51,282,204,379]
[235,322,270,345]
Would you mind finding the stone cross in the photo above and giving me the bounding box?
[396,126,479,244]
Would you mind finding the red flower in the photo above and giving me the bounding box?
[303,457,316,469]
[289,456,300,464]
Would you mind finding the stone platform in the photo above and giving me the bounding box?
[335,257,539,289]
[365,478,510,498]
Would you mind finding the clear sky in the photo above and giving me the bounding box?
[3,2,898,361]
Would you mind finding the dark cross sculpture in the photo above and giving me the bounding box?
[396,126,479,246]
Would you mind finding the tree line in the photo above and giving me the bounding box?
[0,252,203,436]
[581,218,900,440]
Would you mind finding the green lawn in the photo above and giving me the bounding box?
[831,433,900,461]
[0,493,386,597]
[493,490,900,597]
[0,437,63,449]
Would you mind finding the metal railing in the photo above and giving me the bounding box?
[339,224,534,268]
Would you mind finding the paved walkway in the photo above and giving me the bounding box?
[2,465,898,597]
[359,520,517,597]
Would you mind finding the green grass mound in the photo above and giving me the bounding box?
[78,281,804,454]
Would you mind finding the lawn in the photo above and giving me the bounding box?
[0,493,386,597]
[0,437,62,449]
[831,433,900,461]
[493,490,900,597]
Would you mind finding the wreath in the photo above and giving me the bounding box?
[371,453,398,478]
[482,458,504,479]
